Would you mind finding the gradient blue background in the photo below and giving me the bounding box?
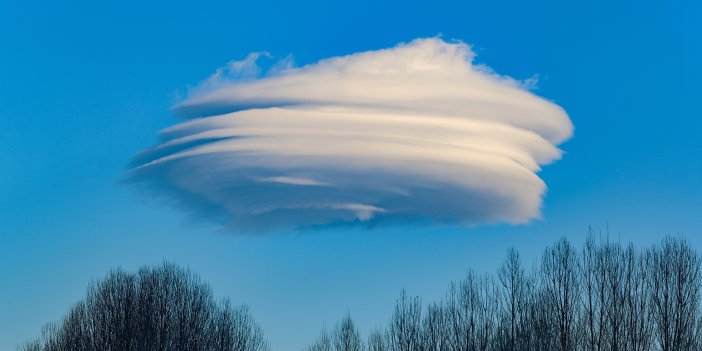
[1,0,700,349]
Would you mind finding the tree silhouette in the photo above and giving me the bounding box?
[305,236,702,351]
[20,262,269,351]
[20,235,702,351]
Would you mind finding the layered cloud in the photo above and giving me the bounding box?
[129,38,573,232]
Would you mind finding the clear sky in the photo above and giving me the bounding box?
[1,0,700,350]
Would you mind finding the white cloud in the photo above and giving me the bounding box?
[129,38,573,232]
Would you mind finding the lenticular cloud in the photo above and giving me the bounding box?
[129,38,573,232]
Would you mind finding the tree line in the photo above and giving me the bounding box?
[20,235,702,351]
[305,235,702,351]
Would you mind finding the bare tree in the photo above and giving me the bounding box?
[20,262,269,351]
[333,313,364,351]
[542,238,581,351]
[386,289,422,351]
[622,244,653,351]
[306,327,333,351]
[445,271,479,351]
[530,280,557,351]
[305,314,364,351]
[647,237,702,351]
[498,248,526,351]
[581,233,606,351]
[601,241,626,351]
[515,266,539,351]
[442,269,501,351]
[215,301,268,351]
[477,274,499,351]
[422,302,448,351]
[367,328,386,351]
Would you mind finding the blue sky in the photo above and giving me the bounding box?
[1,0,701,349]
